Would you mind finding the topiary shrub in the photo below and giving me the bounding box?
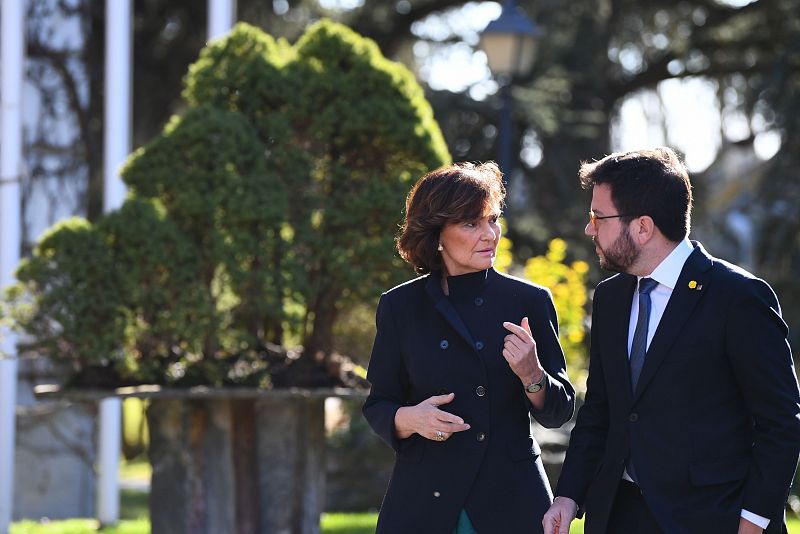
[8,20,449,388]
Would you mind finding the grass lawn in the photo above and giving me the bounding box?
[10,494,800,534]
[118,458,151,485]
[11,515,800,534]
[10,519,149,534]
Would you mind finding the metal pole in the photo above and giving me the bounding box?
[498,80,514,178]
[0,1,24,532]
[208,0,236,41]
[98,0,132,525]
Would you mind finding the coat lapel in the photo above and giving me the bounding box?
[632,242,713,402]
[425,274,476,350]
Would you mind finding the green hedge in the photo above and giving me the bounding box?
[9,20,449,387]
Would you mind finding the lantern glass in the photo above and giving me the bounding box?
[480,30,538,78]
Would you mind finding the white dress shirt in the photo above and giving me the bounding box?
[622,238,769,529]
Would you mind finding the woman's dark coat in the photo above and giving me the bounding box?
[363,268,575,533]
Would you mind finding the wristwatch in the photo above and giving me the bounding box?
[525,372,547,393]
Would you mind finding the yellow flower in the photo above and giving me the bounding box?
[688,280,697,289]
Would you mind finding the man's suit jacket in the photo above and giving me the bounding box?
[363,268,575,533]
[556,242,800,534]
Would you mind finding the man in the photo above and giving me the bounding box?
[543,147,800,534]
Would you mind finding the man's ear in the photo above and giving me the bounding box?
[632,215,656,245]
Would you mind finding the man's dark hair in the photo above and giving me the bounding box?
[579,147,693,242]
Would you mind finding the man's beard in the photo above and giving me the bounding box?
[595,228,639,273]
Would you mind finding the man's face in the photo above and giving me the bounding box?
[585,184,640,273]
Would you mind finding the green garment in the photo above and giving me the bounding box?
[454,509,478,534]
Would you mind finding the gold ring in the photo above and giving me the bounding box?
[435,431,445,441]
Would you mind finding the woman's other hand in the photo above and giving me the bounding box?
[394,393,471,441]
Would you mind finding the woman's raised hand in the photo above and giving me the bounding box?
[502,317,544,386]
[394,393,470,441]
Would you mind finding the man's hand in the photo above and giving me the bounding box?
[542,496,578,534]
[737,517,764,534]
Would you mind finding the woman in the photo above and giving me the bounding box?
[363,162,575,533]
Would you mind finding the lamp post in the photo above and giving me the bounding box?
[479,0,541,177]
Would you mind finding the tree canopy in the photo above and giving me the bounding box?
[11,20,449,387]
[22,0,800,349]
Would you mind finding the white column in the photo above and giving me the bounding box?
[0,1,25,532]
[96,397,121,526]
[97,0,131,526]
[208,0,236,41]
[103,0,131,212]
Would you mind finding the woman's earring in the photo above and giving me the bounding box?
[437,242,443,252]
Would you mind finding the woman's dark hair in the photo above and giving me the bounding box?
[579,147,693,242]
[397,161,505,274]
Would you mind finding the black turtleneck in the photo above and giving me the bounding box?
[445,269,494,349]
[445,268,490,297]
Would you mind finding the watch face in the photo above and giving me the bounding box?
[526,383,542,393]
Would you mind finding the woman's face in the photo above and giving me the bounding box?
[439,204,502,276]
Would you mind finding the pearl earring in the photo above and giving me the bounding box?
[437,242,443,252]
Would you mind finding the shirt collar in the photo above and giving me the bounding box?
[642,237,693,290]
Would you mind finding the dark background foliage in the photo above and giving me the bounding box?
[23,0,800,350]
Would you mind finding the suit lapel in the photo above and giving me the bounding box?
[425,274,476,350]
[632,243,713,402]
[610,274,637,401]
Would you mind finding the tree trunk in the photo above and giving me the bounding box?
[304,286,342,358]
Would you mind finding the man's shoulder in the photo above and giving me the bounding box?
[709,255,759,282]
[685,243,780,311]
[688,241,759,285]
[707,255,780,306]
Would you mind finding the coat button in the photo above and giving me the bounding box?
[474,297,484,306]
[440,339,449,349]
[629,413,639,422]
[476,432,486,442]
[475,341,484,350]
[476,385,486,397]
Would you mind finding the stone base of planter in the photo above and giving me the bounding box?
[35,385,366,534]
[147,397,325,534]
[15,360,96,521]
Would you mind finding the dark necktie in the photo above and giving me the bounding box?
[629,277,659,392]
[627,277,659,483]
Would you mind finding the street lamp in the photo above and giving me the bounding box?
[479,0,541,177]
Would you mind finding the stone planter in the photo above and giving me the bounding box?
[35,385,367,534]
